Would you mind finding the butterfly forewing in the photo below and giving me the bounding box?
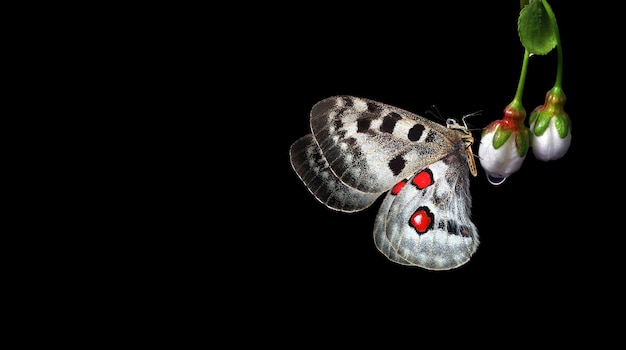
[289,134,382,212]
[309,96,464,194]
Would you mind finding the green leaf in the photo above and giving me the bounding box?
[515,129,530,157]
[520,0,531,9]
[554,114,571,138]
[518,0,557,55]
[492,127,512,149]
[532,112,551,136]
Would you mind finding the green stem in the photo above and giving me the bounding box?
[512,48,530,107]
[541,0,563,88]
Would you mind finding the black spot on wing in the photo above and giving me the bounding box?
[380,112,402,134]
[425,130,437,142]
[408,124,425,141]
[388,155,406,176]
[446,220,458,235]
[444,220,472,237]
[367,102,382,113]
[357,119,371,133]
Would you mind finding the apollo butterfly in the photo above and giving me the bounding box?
[289,96,479,270]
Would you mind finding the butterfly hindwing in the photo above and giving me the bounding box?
[373,154,479,270]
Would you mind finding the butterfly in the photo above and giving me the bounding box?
[289,95,479,270]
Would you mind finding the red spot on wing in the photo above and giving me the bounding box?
[460,226,471,237]
[412,168,434,189]
[391,179,407,195]
[410,207,434,234]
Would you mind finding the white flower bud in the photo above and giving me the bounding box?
[530,118,571,161]
[478,129,527,185]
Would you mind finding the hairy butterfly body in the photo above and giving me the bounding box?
[289,96,479,270]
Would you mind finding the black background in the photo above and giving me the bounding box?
[97,0,626,341]
[203,1,622,320]
[19,1,621,341]
[252,0,615,283]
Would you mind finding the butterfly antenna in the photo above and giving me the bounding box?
[425,104,445,123]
